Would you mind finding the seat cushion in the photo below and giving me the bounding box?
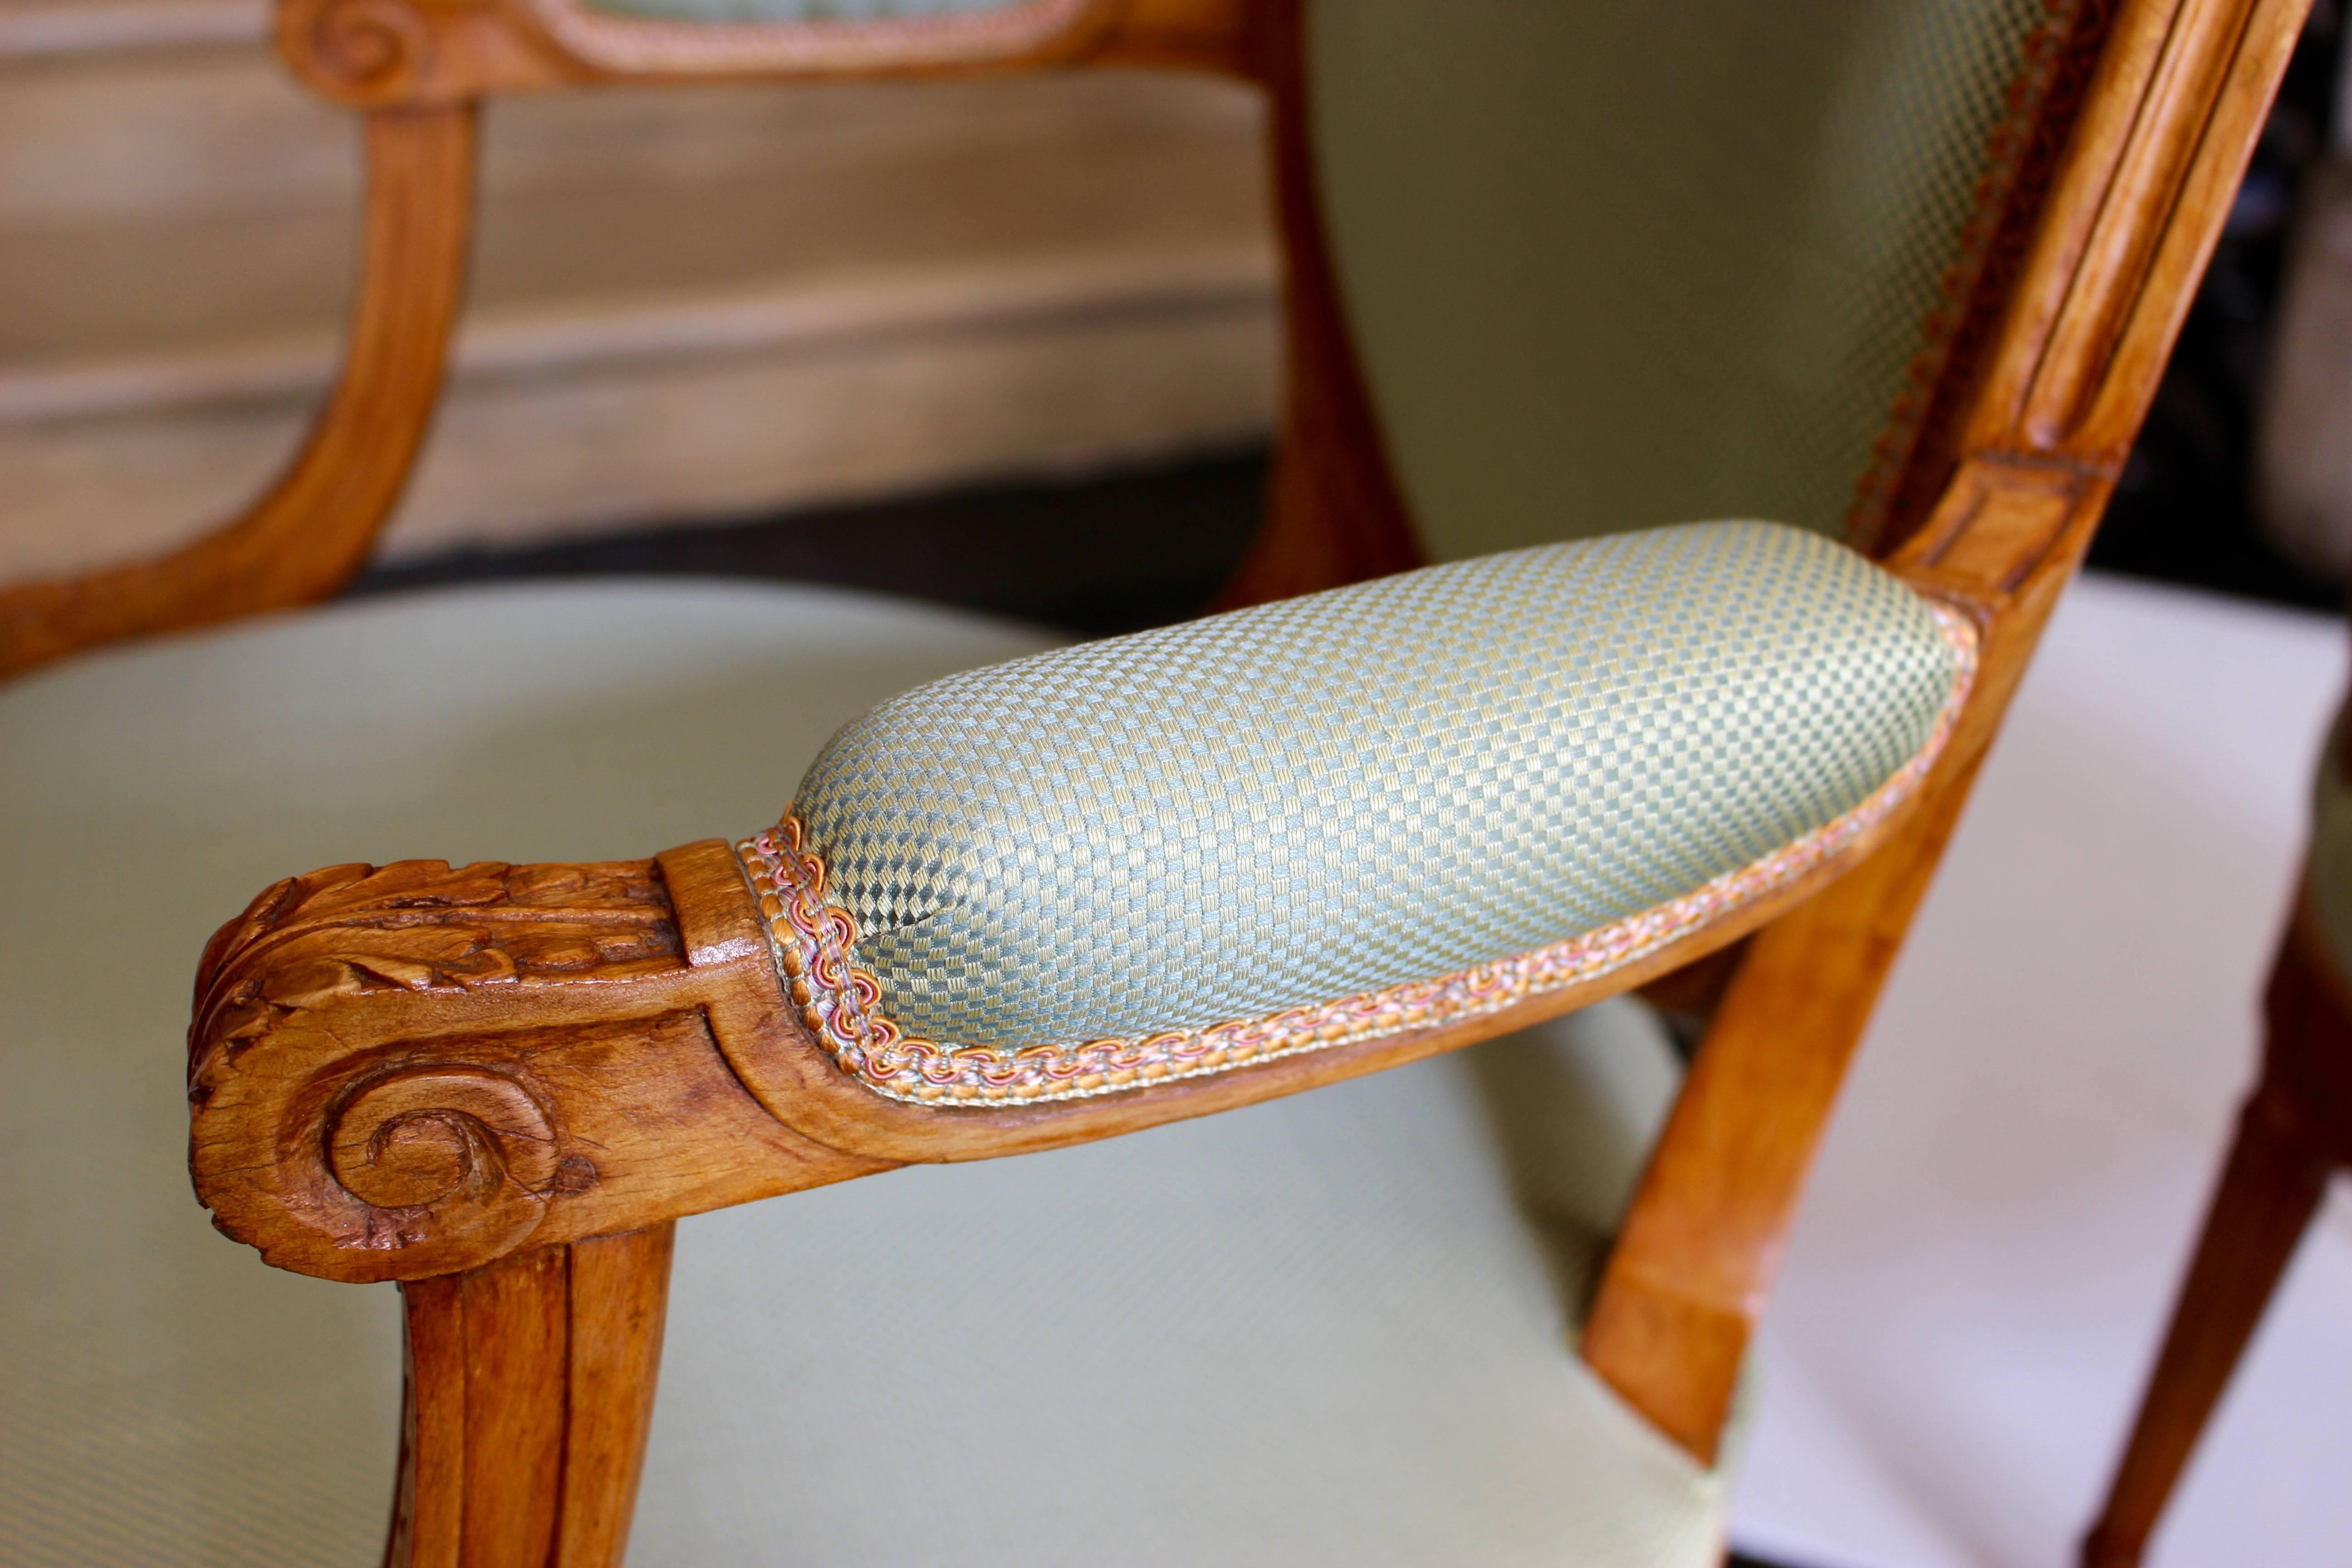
[0,579,1732,1566]
[637,996,1724,1568]
[760,521,1972,1103]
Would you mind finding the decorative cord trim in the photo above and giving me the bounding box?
[736,603,1980,1108]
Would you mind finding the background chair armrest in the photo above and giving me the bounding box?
[274,0,1255,111]
[0,0,1257,685]
[0,106,475,680]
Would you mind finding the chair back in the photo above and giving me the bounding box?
[1310,0,2063,559]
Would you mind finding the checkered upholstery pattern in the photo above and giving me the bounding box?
[789,521,1965,1050]
[1313,0,2053,556]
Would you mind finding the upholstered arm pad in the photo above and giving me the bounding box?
[747,521,1975,1105]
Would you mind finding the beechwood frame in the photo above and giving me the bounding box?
[0,0,2311,1563]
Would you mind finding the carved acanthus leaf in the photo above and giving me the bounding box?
[194,858,681,1064]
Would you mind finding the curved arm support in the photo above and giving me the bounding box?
[388,1224,675,1568]
[0,105,476,681]
[187,824,1928,1563]
[1210,0,1421,609]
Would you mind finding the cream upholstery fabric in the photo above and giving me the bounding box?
[0,581,1733,1566]
[1311,0,2050,556]
[637,999,1730,1567]
[791,522,1966,1070]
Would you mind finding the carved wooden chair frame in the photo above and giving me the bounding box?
[0,0,2312,1562]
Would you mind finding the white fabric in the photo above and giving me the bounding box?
[0,580,1732,1566]
[1727,574,2352,1568]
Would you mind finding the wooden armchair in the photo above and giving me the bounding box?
[0,0,2309,1563]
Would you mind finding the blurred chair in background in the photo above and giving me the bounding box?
[2258,9,2352,584]
[0,3,1273,601]
[0,0,2309,1564]
[2082,24,2352,1563]
[2079,697,2352,1568]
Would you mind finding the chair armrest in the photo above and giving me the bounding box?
[0,0,1251,681]
[0,108,475,680]
[191,523,1975,1286]
[274,0,1254,112]
[188,819,1897,1285]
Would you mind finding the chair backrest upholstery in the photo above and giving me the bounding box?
[1309,0,2056,559]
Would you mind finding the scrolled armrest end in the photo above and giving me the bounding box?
[189,844,882,1283]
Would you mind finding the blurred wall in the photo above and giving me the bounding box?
[2259,15,2352,588]
[0,4,1278,582]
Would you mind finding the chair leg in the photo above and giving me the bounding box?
[387,1223,675,1568]
[1585,753,1986,1462]
[2078,1078,2331,1568]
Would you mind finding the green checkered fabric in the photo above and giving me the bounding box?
[789,521,1965,1050]
[1313,0,2051,556]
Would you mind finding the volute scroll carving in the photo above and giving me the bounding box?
[328,1064,559,1209]
[214,1047,569,1279]
[278,0,444,104]
[305,0,436,97]
[273,0,576,108]
[189,843,887,1284]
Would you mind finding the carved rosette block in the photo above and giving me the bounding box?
[278,0,438,104]
[188,846,877,1284]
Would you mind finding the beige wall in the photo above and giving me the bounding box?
[0,8,1278,582]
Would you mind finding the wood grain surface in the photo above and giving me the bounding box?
[389,1224,674,1568]
[1208,0,1421,609]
